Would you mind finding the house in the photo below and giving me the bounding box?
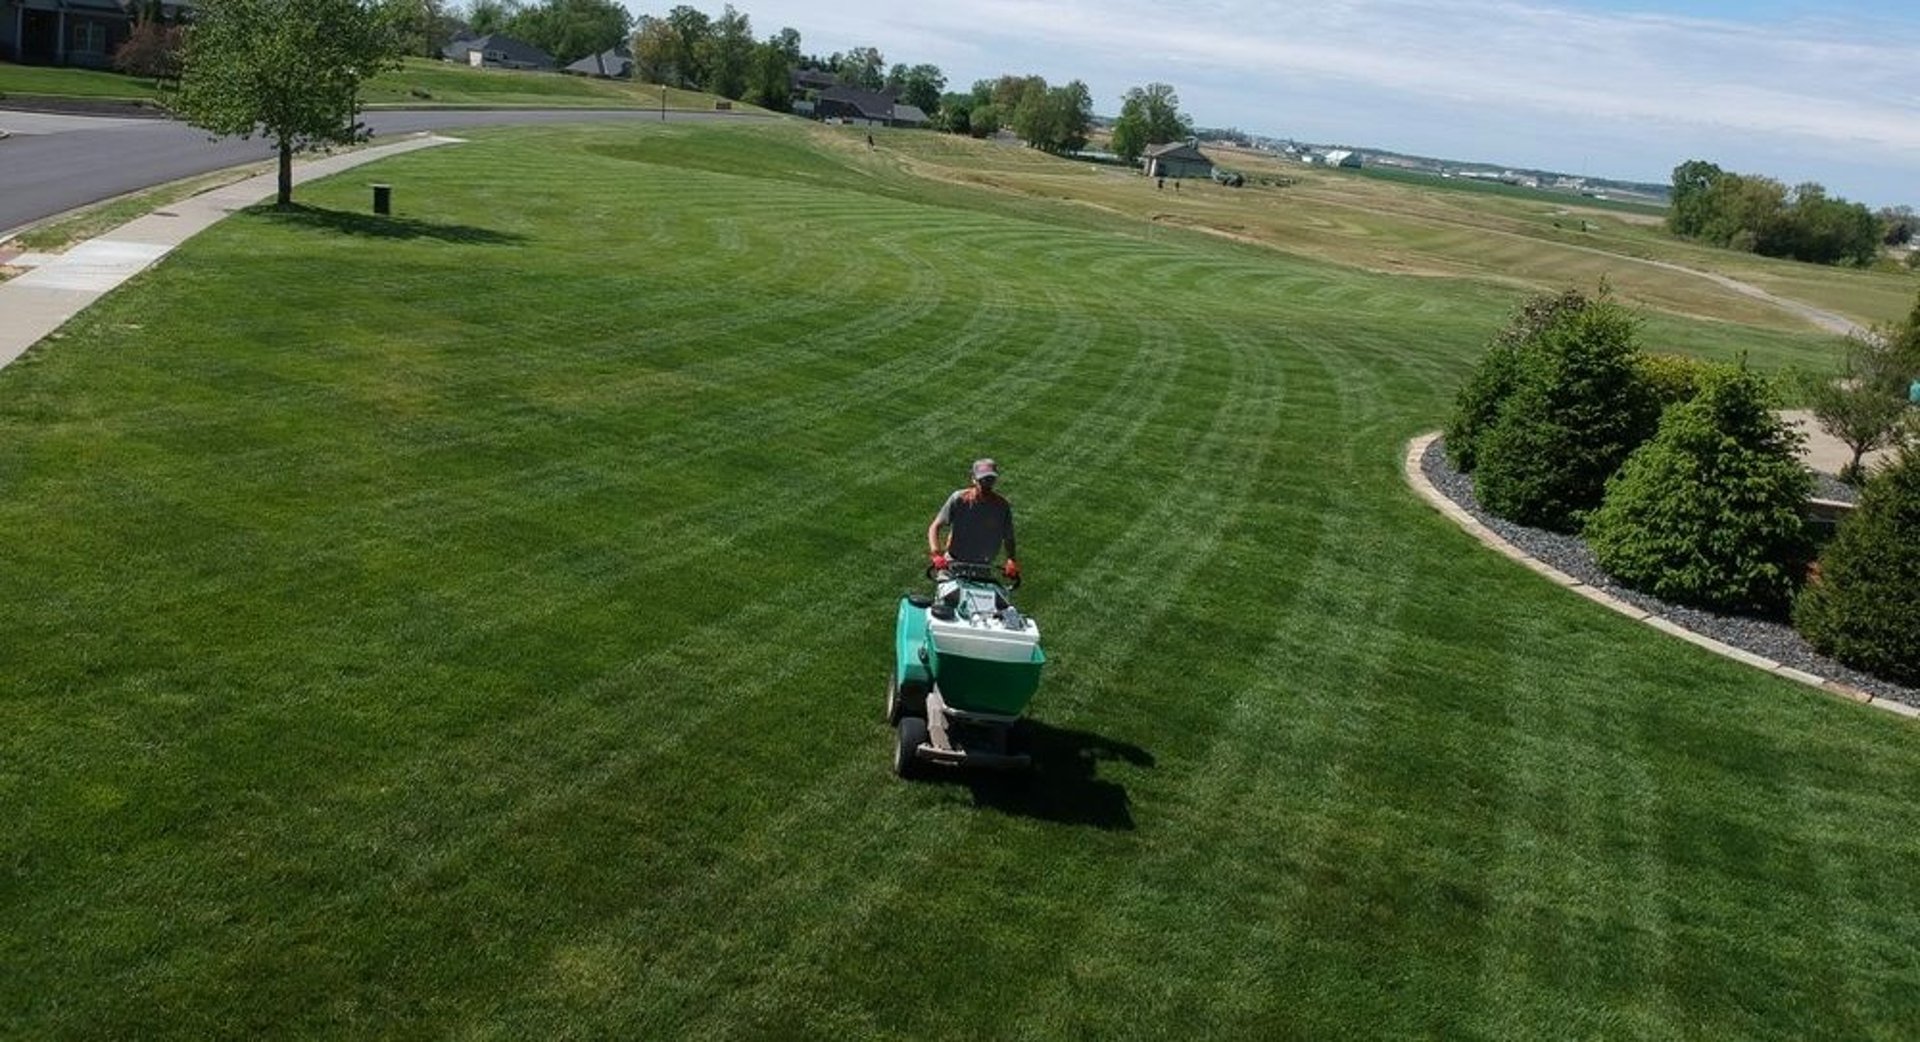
[789,67,838,93]
[441,33,553,71]
[564,45,631,79]
[1322,149,1363,168]
[813,85,926,128]
[1142,141,1213,180]
[1,0,187,68]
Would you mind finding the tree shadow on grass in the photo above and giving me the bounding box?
[940,721,1154,831]
[254,203,527,246]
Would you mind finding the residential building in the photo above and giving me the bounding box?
[1142,141,1214,180]
[441,33,553,71]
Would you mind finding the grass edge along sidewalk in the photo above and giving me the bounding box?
[1402,431,1919,722]
[0,134,461,371]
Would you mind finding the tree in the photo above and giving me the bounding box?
[465,0,518,35]
[173,0,402,208]
[743,36,790,112]
[504,0,631,65]
[697,4,752,100]
[1110,107,1147,163]
[662,5,712,88]
[1445,289,1591,473]
[113,16,184,82]
[382,0,457,58]
[1472,289,1661,531]
[630,15,678,85]
[835,45,884,89]
[1794,444,1920,685]
[1586,367,1812,616]
[1805,326,1920,484]
[1667,159,1724,239]
[898,63,945,117]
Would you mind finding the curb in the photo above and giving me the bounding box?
[1403,432,1918,723]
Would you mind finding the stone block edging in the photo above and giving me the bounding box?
[1402,432,1917,723]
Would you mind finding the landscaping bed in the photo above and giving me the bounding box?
[1422,435,1917,709]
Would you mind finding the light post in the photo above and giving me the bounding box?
[661,83,667,122]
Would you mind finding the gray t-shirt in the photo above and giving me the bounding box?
[936,488,1014,563]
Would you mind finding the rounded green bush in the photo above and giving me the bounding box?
[1794,446,1920,684]
[1445,289,1586,473]
[1635,352,1734,408]
[1474,292,1660,532]
[1586,368,1813,615]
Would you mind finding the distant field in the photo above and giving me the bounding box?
[934,134,1915,335]
[2,120,1915,1039]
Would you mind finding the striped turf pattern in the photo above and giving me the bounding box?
[1,123,1916,1039]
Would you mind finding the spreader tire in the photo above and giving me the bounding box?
[894,717,929,779]
[885,674,927,724]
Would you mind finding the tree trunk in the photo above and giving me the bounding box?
[277,139,293,208]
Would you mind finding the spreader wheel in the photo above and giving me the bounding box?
[894,716,929,779]
[885,674,926,724]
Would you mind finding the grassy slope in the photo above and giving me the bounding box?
[1,122,1916,1039]
[0,60,162,100]
[987,139,1914,335]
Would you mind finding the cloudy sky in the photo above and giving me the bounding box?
[650,0,1920,206]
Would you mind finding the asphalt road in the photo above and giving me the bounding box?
[0,107,762,238]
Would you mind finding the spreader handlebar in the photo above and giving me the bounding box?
[927,560,1022,590]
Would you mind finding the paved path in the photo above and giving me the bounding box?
[1779,408,1900,477]
[0,134,460,371]
[0,107,767,238]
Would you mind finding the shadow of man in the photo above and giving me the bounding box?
[958,721,1153,830]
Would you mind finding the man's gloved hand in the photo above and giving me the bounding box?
[930,552,949,571]
[1002,558,1021,580]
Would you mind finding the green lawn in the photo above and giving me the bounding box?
[0,60,162,101]
[2,121,1916,1039]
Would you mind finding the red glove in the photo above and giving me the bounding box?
[1002,558,1021,580]
[930,552,949,570]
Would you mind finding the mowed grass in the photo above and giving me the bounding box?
[359,58,728,111]
[2,122,1917,1039]
[0,60,166,101]
[935,132,1914,336]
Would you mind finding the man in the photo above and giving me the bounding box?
[927,458,1019,582]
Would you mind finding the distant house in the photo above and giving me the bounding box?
[814,85,926,128]
[0,0,189,68]
[441,33,553,71]
[789,67,838,93]
[1322,149,1363,169]
[1142,141,1213,180]
[564,45,631,79]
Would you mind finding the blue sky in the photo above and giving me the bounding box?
[635,0,1920,206]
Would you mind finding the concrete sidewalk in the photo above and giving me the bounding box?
[0,134,460,371]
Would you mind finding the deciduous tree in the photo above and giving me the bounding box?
[173,0,402,208]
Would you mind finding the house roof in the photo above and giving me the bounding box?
[891,103,928,126]
[817,86,902,122]
[1143,142,1209,162]
[565,46,632,78]
[442,34,553,68]
[790,67,839,91]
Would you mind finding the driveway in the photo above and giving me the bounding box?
[0,107,770,238]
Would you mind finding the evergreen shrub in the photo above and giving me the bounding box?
[1794,446,1920,685]
[1635,352,1732,408]
[1444,289,1586,472]
[1586,368,1812,615]
[1473,291,1660,531]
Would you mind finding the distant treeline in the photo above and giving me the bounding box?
[1667,160,1884,267]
